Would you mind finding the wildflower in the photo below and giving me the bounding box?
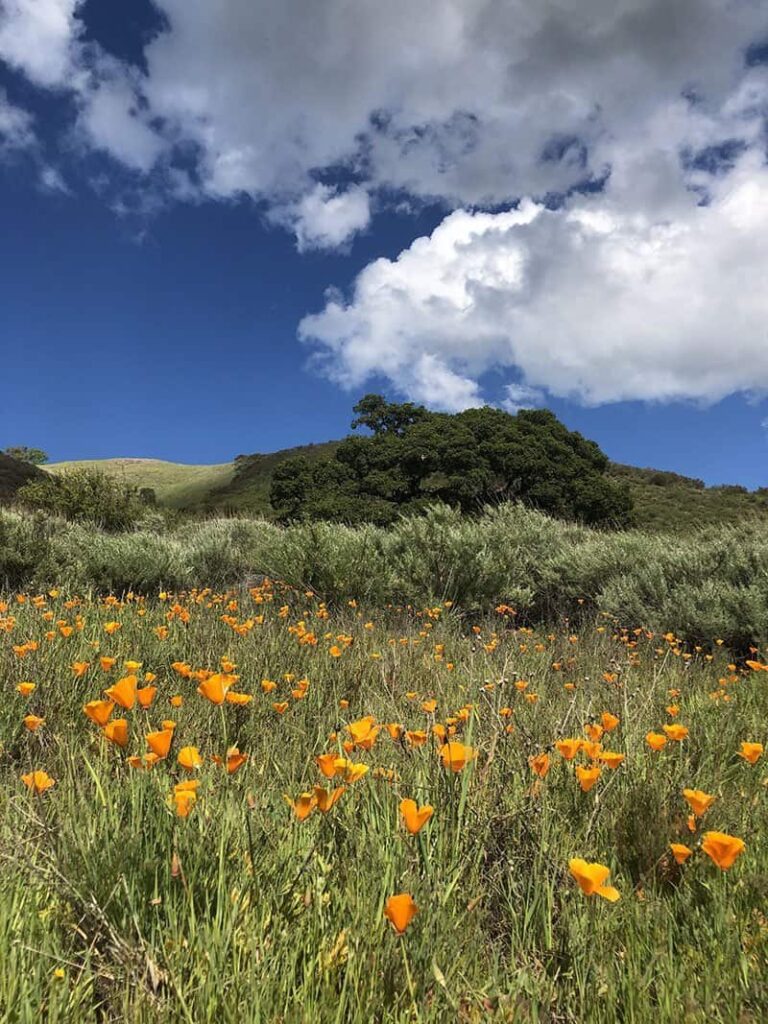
[16,682,35,697]
[104,675,137,711]
[103,622,121,635]
[347,716,381,751]
[529,752,550,778]
[23,714,45,732]
[646,732,667,751]
[421,699,437,714]
[261,679,277,693]
[555,739,581,761]
[739,742,763,765]
[83,699,115,727]
[316,753,342,778]
[21,770,55,794]
[197,673,231,705]
[585,723,604,743]
[576,766,601,792]
[272,702,289,714]
[177,746,203,771]
[174,788,197,818]
[439,742,476,773]
[103,718,129,747]
[663,724,689,742]
[147,728,174,759]
[71,661,90,677]
[226,748,248,775]
[701,831,746,870]
[406,730,428,747]
[599,751,625,769]
[313,785,346,813]
[601,712,620,732]
[683,789,715,818]
[285,792,316,821]
[136,685,157,709]
[343,762,369,783]
[568,859,619,901]
[226,691,253,705]
[99,657,116,672]
[384,893,419,934]
[399,798,433,834]
[670,843,693,865]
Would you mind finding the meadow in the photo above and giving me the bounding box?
[2,570,767,1022]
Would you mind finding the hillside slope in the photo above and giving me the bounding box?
[47,448,768,531]
[47,458,235,508]
[0,452,47,503]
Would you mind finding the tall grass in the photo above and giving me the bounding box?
[2,503,768,644]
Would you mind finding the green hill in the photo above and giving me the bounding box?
[47,458,235,508]
[45,448,768,531]
[0,452,48,503]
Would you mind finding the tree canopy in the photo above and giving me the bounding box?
[2,446,49,465]
[271,395,634,527]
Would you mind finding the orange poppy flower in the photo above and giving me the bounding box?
[529,752,550,778]
[406,730,428,747]
[170,695,183,708]
[683,789,715,818]
[347,716,381,751]
[385,723,403,741]
[384,893,419,934]
[439,742,476,773]
[421,699,437,714]
[104,675,137,711]
[284,792,316,821]
[136,685,157,709]
[261,679,277,693]
[174,789,197,818]
[177,746,203,771]
[576,766,601,792]
[701,831,746,870]
[670,843,693,865]
[99,657,117,672]
[581,741,603,761]
[316,752,342,778]
[555,739,581,761]
[226,748,248,775]
[739,742,763,765]
[83,699,115,727]
[343,762,369,783]
[226,692,253,705]
[645,732,667,751]
[197,673,231,705]
[21,770,55,794]
[313,785,346,813]
[663,724,689,742]
[584,724,604,743]
[16,682,35,697]
[71,661,90,677]
[568,858,619,901]
[272,702,289,714]
[599,752,625,769]
[103,718,129,748]
[432,724,447,743]
[146,728,174,759]
[23,714,45,732]
[399,798,433,835]
[600,712,620,732]
[103,622,121,635]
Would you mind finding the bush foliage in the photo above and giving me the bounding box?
[17,468,154,532]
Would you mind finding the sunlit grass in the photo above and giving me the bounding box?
[1,585,767,1022]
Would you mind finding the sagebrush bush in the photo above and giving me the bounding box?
[2,502,768,644]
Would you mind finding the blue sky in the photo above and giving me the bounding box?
[1,1,767,487]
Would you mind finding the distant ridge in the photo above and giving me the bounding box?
[43,443,768,532]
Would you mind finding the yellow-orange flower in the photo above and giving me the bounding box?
[313,785,346,813]
[104,675,137,711]
[439,741,476,773]
[701,831,746,870]
[555,738,581,761]
[177,746,203,771]
[575,765,601,792]
[529,752,550,778]
[683,789,715,818]
[83,699,115,727]
[600,712,620,732]
[226,748,248,775]
[23,714,45,732]
[739,742,763,765]
[16,682,35,697]
[384,893,418,934]
[568,858,619,901]
[136,685,157,709]
[645,732,667,751]
[670,843,693,865]
[399,798,433,834]
[285,792,316,821]
[103,718,129,748]
[147,728,174,759]
[663,724,689,742]
[21,770,55,794]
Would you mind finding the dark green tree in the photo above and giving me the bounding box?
[270,396,634,527]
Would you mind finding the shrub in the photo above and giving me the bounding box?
[17,468,146,532]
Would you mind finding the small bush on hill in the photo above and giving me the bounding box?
[17,468,150,532]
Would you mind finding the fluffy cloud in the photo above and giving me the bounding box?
[270,184,371,252]
[0,0,82,88]
[301,146,768,407]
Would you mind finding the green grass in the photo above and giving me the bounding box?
[1,587,767,1022]
[47,459,236,509]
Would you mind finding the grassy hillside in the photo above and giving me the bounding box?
[46,448,768,531]
[47,458,235,508]
[0,452,47,503]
